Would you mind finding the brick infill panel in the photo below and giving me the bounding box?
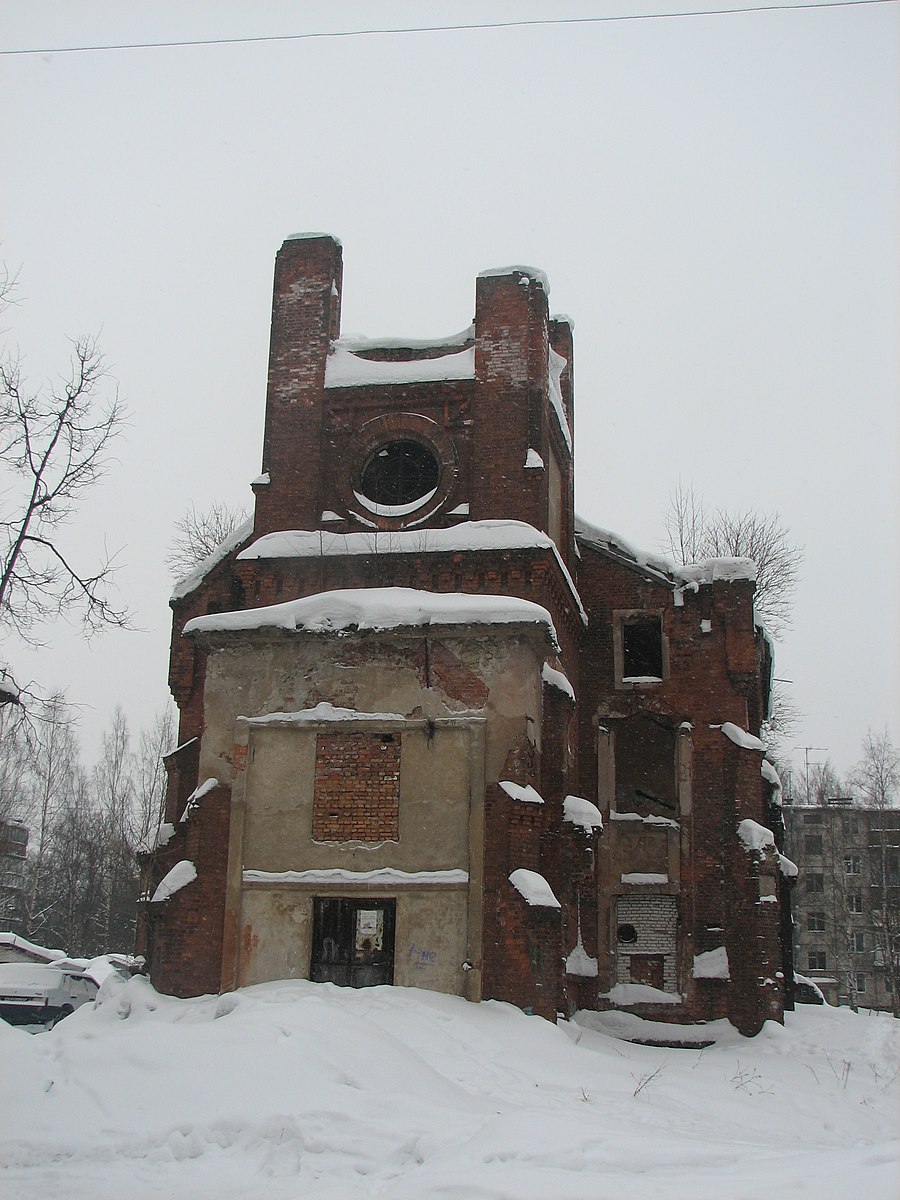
[313,731,401,842]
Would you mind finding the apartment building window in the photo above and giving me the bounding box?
[808,951,826,971]
[849,893,863,914]
[807,911,825,932]
[851,931,866,952]
[804,835,823,855]
[844,855,861,876]
[855,973,867,994]
[842,815,860,834]
[805,873,824,893]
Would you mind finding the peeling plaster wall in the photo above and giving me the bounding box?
[196,624,548,999]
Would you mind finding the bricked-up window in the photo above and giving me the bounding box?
[808,950,826,971]
[313,732,401,843]
[622,617,663,681]
[360,440,439,508]
[807,911,825,932]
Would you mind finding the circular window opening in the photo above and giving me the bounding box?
[360,439,439,508]
[617,923,638,945]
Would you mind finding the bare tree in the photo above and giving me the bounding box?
[663,481,804,639]
[22,695,78,940]
[851,729,900,810]
[794,758,847,807]
[0,336,127,640]
[166,501,250,579]
[132,705,176,853]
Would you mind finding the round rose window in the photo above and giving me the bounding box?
[359,439,439,509]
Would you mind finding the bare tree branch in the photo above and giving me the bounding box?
[166,500,250,579]
[0,330,129,642]
[663,480,804,640]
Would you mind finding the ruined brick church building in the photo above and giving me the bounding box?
[138,234,792,1035]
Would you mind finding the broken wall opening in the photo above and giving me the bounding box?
[613,714,677,819]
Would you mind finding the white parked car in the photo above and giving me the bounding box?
[0,962,100,1031]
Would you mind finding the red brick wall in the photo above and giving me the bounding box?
[313,732,401,842]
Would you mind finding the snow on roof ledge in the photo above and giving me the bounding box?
[737,819,776,854]
[541,661,575,701]
[563,795,603,830]
[184,586,558,645]
[150,860,197,903]
[778,852,798,878]
[500,781,544,805]
[325,345,474,388]
[508,868,561,909]
[237,520,586,625]
[171,517,255,602]
[284,232,341,245]
[713,722,766,752]
[575,516,757,589]
[478,265,550,292]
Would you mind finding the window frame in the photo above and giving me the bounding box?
[613,609,668,689]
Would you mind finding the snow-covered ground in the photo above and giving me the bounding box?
[1,978,897,1199]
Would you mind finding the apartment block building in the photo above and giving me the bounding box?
[784,801,900,1012]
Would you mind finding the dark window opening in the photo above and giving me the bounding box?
[805,873,824,893]
[622,618,663,680]
[808,950,826,971]
[360,439,439,507]
[613,714,677,820]
[807,911,825,932]
[310,897,396,988]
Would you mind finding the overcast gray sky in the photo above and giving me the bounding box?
[2,1,898,787]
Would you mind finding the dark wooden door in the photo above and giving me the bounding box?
[310,897,396,988]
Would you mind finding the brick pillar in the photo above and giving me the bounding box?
[549,316,576,573]
[472,268,550,535]
[253,234,343,536]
